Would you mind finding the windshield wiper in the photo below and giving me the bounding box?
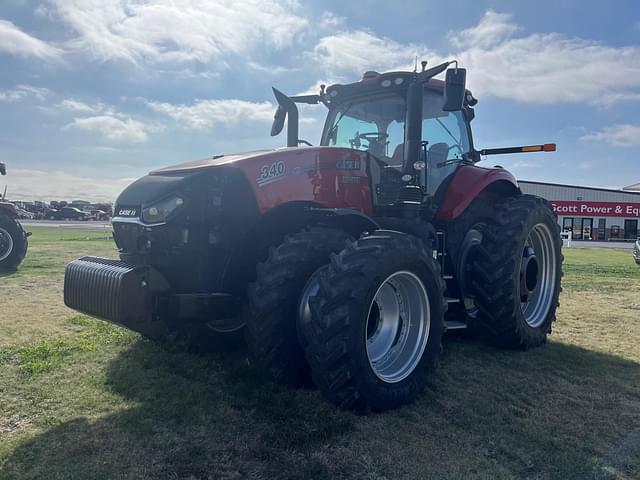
[435,118,461,148]
[327,101,354,143]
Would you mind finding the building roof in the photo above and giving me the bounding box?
[520,179,640,196]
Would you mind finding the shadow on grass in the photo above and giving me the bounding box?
[3,335,640,480]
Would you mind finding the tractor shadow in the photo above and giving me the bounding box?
[3,335,640,479]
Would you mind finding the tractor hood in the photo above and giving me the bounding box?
[114,149,283,208]
[151,148,287,175]
[115,146,371,218]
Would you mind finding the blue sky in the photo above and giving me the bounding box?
[1,0,639,201]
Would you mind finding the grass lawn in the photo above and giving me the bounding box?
[1,227,639,479]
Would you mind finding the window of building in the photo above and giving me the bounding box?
[562,217,574,234]
[624,219,638,239]
[582,218,593,241]
[597,218,606,240]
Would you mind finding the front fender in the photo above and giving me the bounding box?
[0,202,18,218]
[436,165,519,221]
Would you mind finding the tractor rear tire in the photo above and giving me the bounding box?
[298,231,446,411]
[0,214,28,273]
[245,227,352,386]
[465,195,563,348]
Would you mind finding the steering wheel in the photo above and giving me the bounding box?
[447,144,465,161]
[357,132,389,143]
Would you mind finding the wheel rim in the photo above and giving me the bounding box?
[520,223,557,328]
[366,271,430,383]
[0,227,14,262]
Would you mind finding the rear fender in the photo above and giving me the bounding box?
[436,165,520,221]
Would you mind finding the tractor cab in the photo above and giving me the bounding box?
[271,61,475,204]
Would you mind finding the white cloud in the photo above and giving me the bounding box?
[448,11,519,49]
[449,11,640,106]
[313,30,437,79]
[510,161,540,169]
[58,99,107,114]
[0,19,62,60]
[580,124,640,147]
[3,169,133,202]
[0,85,51,103]
[146,99,276,129]
[48,0,308,65]
[311,11,640,106]
[64,115,150,143]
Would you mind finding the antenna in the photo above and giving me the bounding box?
[414,55,418,73]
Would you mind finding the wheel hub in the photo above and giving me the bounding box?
[520,223,557,328]
[520,246,539,301]
[0,227,14,262]
[365,271,430,384]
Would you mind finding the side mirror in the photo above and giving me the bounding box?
[0,162,6,176]
[443,68,466,111]
[271,105,286,136]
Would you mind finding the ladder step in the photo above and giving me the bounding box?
[443,275,453,280]
[445,297,460,303]
[446,320,467,330]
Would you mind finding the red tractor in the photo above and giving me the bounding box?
[0,163,29,273]
[64,61,562,410]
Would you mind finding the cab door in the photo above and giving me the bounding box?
[421,89,472,195]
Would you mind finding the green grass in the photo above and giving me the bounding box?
[13,226,116,278]
[1,229,639,479]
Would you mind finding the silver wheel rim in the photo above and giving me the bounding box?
[0,227,14,262]
[366,271,430,383]
[520,223,557,328]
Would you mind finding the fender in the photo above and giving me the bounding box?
[0,202,18,218]
[436,164,520,221]
[308,207,379,238]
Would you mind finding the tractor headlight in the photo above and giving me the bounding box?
[142,196,184,224]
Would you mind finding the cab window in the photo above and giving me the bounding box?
[422,89,470,193]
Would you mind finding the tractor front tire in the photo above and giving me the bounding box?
[298,231,446,411]
[0,214,28,273]
[245,227,352,386]
[467,195,563,348]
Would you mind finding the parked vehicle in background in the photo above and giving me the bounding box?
[0,162,29,272]
[90,209,109,221]
[54,206,91,221]
[634,237,640,264]
[15,207,34,220]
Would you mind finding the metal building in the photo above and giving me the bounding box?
[519,180,640,241]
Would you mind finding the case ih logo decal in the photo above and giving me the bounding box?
[116,208,139,217]
[551,201,640,218]
[336,159,361,170]
[257,161,286,186]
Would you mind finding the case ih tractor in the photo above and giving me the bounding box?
[64,61,562,410]
[0,162,29,273]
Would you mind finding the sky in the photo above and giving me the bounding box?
[0,0,639,202]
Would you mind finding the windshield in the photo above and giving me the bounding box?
[322,94,407,164]
[321,89,469,167]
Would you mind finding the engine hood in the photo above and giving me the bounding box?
[151,148,284,175]
[115,170,199,209]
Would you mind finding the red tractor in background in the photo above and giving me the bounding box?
[0,162,29,273]
[64,61,562,410]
